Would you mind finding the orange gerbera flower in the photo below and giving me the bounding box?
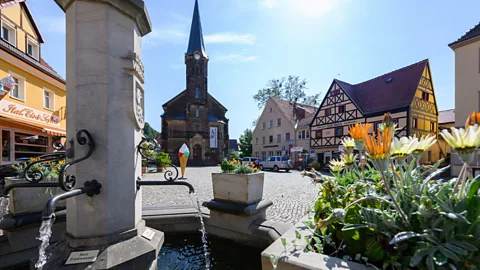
[364,129,393,160]
[348,123,372,141]
[465,111,480,130]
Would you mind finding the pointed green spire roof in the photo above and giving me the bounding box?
[186,0,207,58]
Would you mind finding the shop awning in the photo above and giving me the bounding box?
[42,127,66,136]
[0,115,66,136]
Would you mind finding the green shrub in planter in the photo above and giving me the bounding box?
[155,152,171,169]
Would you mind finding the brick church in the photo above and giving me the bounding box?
[159,0,229,166]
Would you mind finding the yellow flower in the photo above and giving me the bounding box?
[364,126,393,172]
[340,153,358,167]
[329,159,344,173]
[341,137,355,151]
[348,123,372,150]
[440,125,480,163]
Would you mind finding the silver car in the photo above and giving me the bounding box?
[259,156,292,172]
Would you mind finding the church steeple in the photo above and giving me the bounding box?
[186,0,207,58]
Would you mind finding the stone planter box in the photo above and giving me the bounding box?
[211,172,265,204]
[261,215,370,270]
[4,177,65,215]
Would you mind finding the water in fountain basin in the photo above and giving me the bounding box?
[189,193,210,270]
[0,196,9,222]
[34,218,55,269]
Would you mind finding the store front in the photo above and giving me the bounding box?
[0,101,65,164]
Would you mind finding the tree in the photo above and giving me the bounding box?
[238,129,252,157]
[143,122,159,139]
[253,75,321,110]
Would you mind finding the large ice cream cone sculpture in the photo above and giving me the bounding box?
[178,143,190,179]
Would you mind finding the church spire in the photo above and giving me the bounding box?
[186,0,207,58]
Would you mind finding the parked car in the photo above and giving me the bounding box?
[259,156,292,172]
[241,157,257,166]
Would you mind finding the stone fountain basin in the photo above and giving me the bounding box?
[4,177,66,215]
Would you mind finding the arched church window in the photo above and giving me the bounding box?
[195,88,199,99]
[195,107,199,118]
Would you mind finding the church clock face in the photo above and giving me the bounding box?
[194,53,200,60]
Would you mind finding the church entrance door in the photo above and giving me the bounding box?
[193,144,202,164]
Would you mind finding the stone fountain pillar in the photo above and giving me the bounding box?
[37,1,163,269]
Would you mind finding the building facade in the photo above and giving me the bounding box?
[159,0,228,166]
[0,1,66,164]
[449,22,480,176]
[252,97,317,162]
[310,59,440,165]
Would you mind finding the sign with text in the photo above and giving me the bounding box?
[325,120,357,129]
[0,100,60,127]
[65,250,99,265]
[141,228,155,241]
[210,127,218,148]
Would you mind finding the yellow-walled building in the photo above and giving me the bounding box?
[0,0,66,164]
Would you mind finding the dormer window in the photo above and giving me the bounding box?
[27,38,39,60]
[1,20,16,46]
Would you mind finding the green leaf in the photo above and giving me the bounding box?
[389,231,426,245]
[444,243,468,256]
[426,250,435,270]
[355,253,361,261]
[439,246,460,261]
[295,230,301,240]
[439,212,470,223]
[452,241,478,252]
[281,238,286,248]
[410,247,431,267]
[341,224,370,231]
[448,263,458,270]
[314,242,323,252]
[269,254,278,267]
[433,251,448,266]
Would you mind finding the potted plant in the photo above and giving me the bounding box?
[155,152,171,172]
[4,158,66,215]
[211,158,265,204]
[141,159,147,174]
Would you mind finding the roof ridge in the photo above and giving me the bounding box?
[449,21,480,46]
[352,59,428,86]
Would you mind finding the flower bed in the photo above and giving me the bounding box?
[269,112,480,269]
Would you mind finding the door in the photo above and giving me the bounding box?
[193,144,202,163]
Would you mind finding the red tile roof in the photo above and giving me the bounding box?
[271,97,317,126]
[335,59,428,115]
[449,22,480,47]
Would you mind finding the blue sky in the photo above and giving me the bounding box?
[28,0,479,140]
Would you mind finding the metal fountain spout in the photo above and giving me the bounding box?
[136,177,195,194]
[42,180,102,221]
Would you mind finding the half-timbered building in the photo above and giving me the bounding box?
[310,59,440,165]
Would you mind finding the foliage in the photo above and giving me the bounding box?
[155,152,171,168]
[253,75,321,110]
[140,141,157,160]
[274,114,480,270]
[142,122,159,139]
[11,157,66,182]
[238,129,252,157]
[220,159,258,174]
[228,149,240,160]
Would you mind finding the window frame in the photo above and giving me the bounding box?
[26,37,39,60]
[269,135,273,143]
[195,87,199,99]
[412,118,418,129]
[262,137,265,144]
[422,91,429,101]
[195,107,199,118]
[43,88,55,111]
[255,137,258,145]
[1,20,16,46]
[430,121,435,132]
[262,122,265,130]
[277,118,281,126]
[285,133,290,141]
[8,71,26,101]
[269,120,273,129]
[325,108,331,116]
[338,105,346,113]
[276,134,281,143]
[335,127,343,137]
[315,130,322,139]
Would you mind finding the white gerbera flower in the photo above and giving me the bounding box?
[440,125,480,163]
[341,137,356,152]
[390,137,419,159]
[412,135,437,156]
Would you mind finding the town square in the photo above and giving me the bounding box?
[0,0,479,269]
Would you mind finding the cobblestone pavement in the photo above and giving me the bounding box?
[142,167,319,224]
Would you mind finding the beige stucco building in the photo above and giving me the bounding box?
[252,97,317,163]
[449,22,480,176]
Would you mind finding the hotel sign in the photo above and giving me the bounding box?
[325,120,358,128]
[0,100,60,127]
